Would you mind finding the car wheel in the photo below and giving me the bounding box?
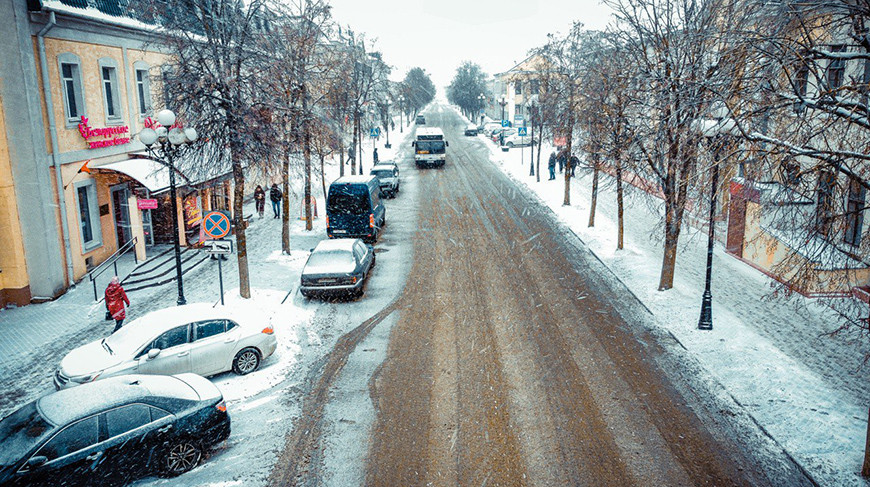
[163,439,202,477]
[232,348,261,375]
[507,142,514,148]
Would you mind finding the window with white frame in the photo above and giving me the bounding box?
[75,180,102,251]
[58,53,85,124]
[826,45,846,91]
[844,176,865,246]
[99,58,122,122]
[134,61,151,118]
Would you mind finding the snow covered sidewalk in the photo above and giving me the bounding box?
[473,119,870,485]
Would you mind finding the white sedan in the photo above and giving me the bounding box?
[54,303,277,389]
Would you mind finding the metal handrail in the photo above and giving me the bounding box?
[90,236,138,300]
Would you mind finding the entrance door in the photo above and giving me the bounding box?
[111,185,132,248]
[727,195,747,258]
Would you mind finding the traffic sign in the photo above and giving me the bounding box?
[203,211,231,239]
[479,108,485,114]
[501,120,510,127]
[517,127,528,136]
[203,239,233,254]
[514,114,524,122]
[370,127,380,137]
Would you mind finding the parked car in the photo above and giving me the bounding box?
[326,175,386,242]
[0,373,230,486]
[300,238,375,299]
[503,131,535,148]
[54,303,277,390]
[415,115,426,125]
[491,128,515,143]
[464,125,478,136]
[370,162,400,198]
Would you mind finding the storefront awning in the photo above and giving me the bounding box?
[93,157,183,194]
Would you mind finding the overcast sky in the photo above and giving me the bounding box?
[326,0,616,91]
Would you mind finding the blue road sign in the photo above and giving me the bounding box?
[514,114,524,122]
[517,127,528,136]
[479,108,485,114]
[370,127,380,137]
[501,120,510,127]
[203,211,231,239]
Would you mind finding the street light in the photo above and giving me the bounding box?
[692,102,736,330]
[398,95,405,133]
[498,95,508,146]
[478,93,486,126]
[138,108,198,306]
[526,96,539,178]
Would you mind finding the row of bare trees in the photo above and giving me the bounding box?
[528,0,870,339]
[139,0,432,298]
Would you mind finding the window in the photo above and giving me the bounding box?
[816,171,836,237]
[514,82,522,95]
[134,61,151,118]
[194,320,226,341]
[152,325,189,350]
[99,58,122,122]
[106,404,151,438]
[781,160,801,187]
[827,45,846,91]
[862,58,870,106]
[58,53,85,124]
[75,180,102,252]
[37,416,99,461]
[845,177,865,246]
[530,79,540,95]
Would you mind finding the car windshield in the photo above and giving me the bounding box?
[372,170,393,178]
[307,250,355,271]
[416,141,446,154]
[0,402,54,466]
[328,185,370,214]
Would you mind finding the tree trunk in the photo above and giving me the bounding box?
[357,112,364,175]
[229,128,250,299]
[281,146,290,254]
[535,121,543,183]
[339,138,345,177]
[615,151,624,251]
[321,153,327,198]
[563,123,573,206]
[303,96,313,231]
[658,213,680,291]
[351,110,359,175]
[862,406,870,477]
[589,157,599,227]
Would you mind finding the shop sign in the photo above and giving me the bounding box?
[137,198,158,210]
[78,116,130,149]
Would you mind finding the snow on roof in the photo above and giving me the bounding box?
[42,0,159,33]
[314,238,357,253]
[37,375,194,426]
[333,175,376,185]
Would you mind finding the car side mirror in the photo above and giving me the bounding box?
[445,141,449,146]
[27,456,47,469]
[411,141,415,147]
[147,348,161,360]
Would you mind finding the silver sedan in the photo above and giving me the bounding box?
[300,238,375,299]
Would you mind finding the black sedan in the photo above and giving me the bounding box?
[300,238,375,298]
[0,374,230,486]
[464,125,479,136]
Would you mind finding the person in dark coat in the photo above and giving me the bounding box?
[569,154,579,177]
[105,276,130,333]
[373,148,379,163]
[556,149,567,174]
[270,183,283,219]
[254,185,265,219]
[548,152,557,180]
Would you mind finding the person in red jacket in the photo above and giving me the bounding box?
[105,276,130,333]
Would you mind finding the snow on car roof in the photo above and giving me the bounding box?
[333,175,376,185]
[371,163,396,171]
[314,238,358,253]
[37,375,195,426]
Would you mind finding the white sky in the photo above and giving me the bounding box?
[326,0,616,90]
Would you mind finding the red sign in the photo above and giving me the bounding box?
[137,198,158,210]
[78,116,130,149]
[553,136,567,147]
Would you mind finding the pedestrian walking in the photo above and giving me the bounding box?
[270,183,283,219]
[557,149,567,174]
[254,185,265,219]
[373,148,379,164]
[548,152,557,180]
[105,276,130,333]
[569,154,579,177]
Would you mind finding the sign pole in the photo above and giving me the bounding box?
[217,256,224,306]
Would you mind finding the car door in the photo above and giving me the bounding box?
[136,325,191,375]
[28,415,103,486]
[99,403,175,481]
[189,319,236,376]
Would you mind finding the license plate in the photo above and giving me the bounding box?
[319,278,337,284]
[333,229,347,234]
[417,150,429,154]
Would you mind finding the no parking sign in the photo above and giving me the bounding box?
[203,211,231,239]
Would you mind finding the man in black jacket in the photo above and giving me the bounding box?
[270,183,283,219]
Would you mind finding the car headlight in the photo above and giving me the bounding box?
[71,371,102,384]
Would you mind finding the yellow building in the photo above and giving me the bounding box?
[0,0,232,307]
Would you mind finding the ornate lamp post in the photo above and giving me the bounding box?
[138,109,198,306]
[693,102,736,330]
[527,96,539,177]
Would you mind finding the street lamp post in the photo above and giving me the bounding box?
[527,97,538,178]
[694,102,735,330]
[398,95,404,133]
[499,95,507,146]
[138,109,198,307]
[385,100,392,149]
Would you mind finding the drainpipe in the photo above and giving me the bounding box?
[37,11,75,288]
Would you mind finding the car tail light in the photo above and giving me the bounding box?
[369,214,375,228]
[261,326,274,335]
[325,216,330,228]
[216,400,227,412]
